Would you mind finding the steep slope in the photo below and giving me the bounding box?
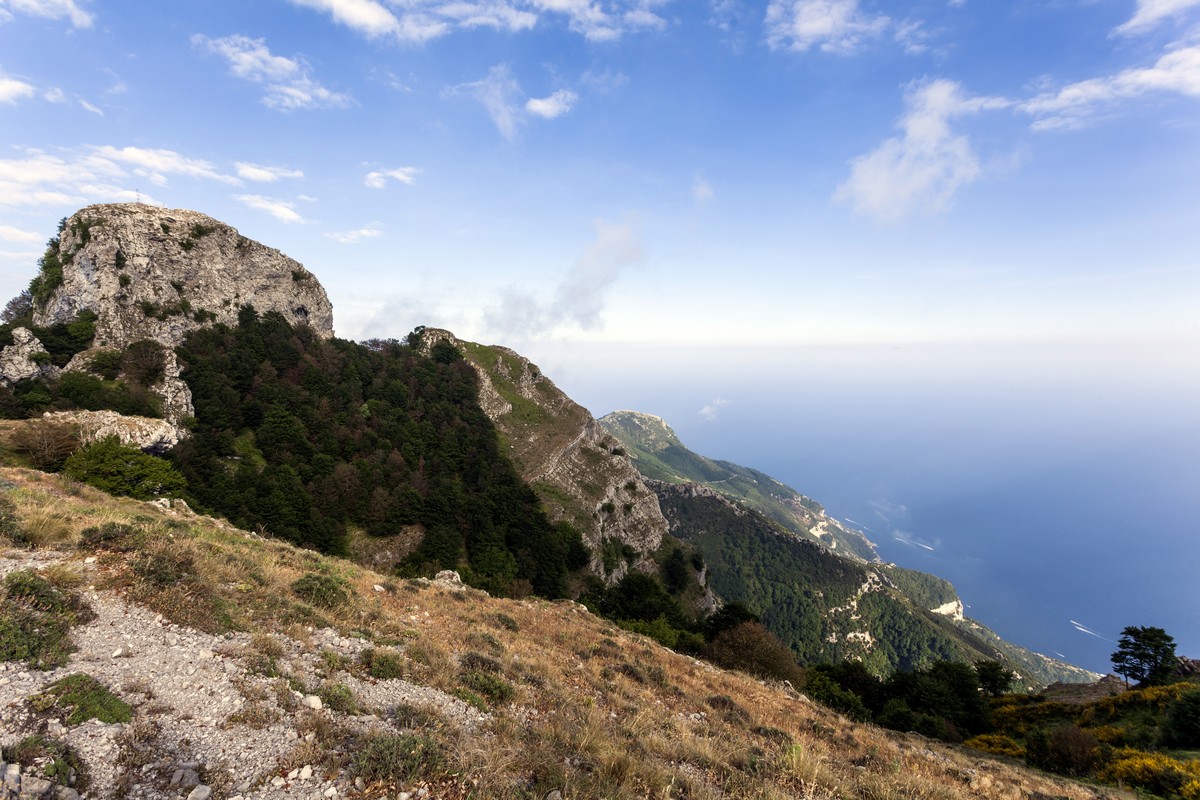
[420,330,666,581]
[0,466,1129,800]
[652,480,1099,686]
[601,410,878,561]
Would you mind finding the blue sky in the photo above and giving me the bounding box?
[2,0,1199,666]
[1,0,1198,350]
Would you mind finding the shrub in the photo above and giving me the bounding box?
[291,573,350,609]
[77,521,141,551]
[88,349,123,379]
[964,733,1025,758]
[704,621,802,684]
[806,673,870,722]
[316,681,359,714]
[359,647,405,679]
[120,340,166,386]
[33,673,132,725]
[9,419,80,471]
[63,437,185,499]
[460,651,502,675]
[131,549,195,588]
[1,735,89,791]
[1163,688,1200,748]
[1025,725,1101,777]
[0,570,92,669]
[351,733,444,783]
[1098,749,1192,796]
[461,669,514,705]
[488,612,520,632]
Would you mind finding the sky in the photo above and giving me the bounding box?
[2,0,1199,669]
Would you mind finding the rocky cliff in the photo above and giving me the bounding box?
[420,330,666,581]
[5,204,334,426]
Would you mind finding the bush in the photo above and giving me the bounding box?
[806,673,870,722]
[461,669,514,704]
[1098,749,1193,796]
[120,340,166,386]
[1,735,89,791]
[0,570,94,669]
[63,437,185,499]
[1026,725,1102,777]
[77,521,141,551]
[964,733,1025,758]
[704,621,802,684]
[291,574,350,609]
[351,733,444,783]
[1164,688,1200,748]
[9,419,80,471]
[359,647,405,679]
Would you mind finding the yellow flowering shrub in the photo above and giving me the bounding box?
[963,733,1024,758]
[1097,748,1199,795]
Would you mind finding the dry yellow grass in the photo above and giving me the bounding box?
[0,464,1136,800]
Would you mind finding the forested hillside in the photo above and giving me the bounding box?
[168,310,586,596]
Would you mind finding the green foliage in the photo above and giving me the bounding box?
[1025,725,1101,777]
[351,732,445,783]
[488,612,520,632]
[120,340,165,385]
[0,570,93,669]
[359,647,405,679]
[806,673,871,721]
[1164,689,1200,748]
[55,372,162,417]
[29,235,65,308]
[88,349,123,379]
[704,621,802,683]
[170,312,576,593]
[1113,625,1178,686]
[976,659,1016,697]
[33,673,132,725]
[461,669,514,704]
[63,437,185,499]
[316,681,359,713]
[291,573,350,609]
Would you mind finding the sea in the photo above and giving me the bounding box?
[534,340,1200,676]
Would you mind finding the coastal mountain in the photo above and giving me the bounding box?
[599,410,877,561]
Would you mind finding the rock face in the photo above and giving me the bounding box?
[42,410,182,454]
[0,328,59,386]
[420,330,666,581]
[14,204,335,429]
[34,204,334,348]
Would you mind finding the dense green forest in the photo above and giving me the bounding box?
[167,309,585,597]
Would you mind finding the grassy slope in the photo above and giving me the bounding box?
[0,459,1127,800]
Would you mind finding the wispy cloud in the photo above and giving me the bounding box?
[893,531,936,551]
[484,217,643,338]
[1019,43,1200,130]
[765,0,890,54]
[93,146,241,187]
[1070,620,1114,642]
[326,224,382,243]
[0,224,42,243]
[193,34,352,111]
[235,194,306,223]
[288,0,667,43]
[526,89,579,119]
[692,174,716,203]
[698,398,729,420]
[835,79,1009,221]
[236,162,304,182]
[1114,0,1200,35]
[0,77,35,104]
[0,0,93,28]
[364,167,418,188]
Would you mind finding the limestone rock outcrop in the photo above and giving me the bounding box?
[42,409,182,454]
[33,204,334,348]
[420,329,667,581]
[0,328,59,386]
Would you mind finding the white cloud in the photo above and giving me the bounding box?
[459,64,523,140]
[0,224,41,243]
[484,218,643,337]
[765,0,890,54]
[692,174,715,203]
[42,87,64,102]
[79,99,102,115]
[698,398,729,420]
[236,162,304,182]
[289,0,667,43]
[92,146,240,186]
[1114,0,1200,35]
[0,145,259,209]
[193,34,352,111]
[1020,43,1200,130]
[835,79,1009,221]
[525,89,578,118]
[0,0,93,28]
[326,225,382,243]
[235,194,306,223]
[364,167,419,188]
[0,77,35,104]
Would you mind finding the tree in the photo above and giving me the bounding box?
[976,659,1016,696]
[1111,625,1178,686]
[63,437,186,500]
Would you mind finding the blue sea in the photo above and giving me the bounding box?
[535,341,1200,675]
